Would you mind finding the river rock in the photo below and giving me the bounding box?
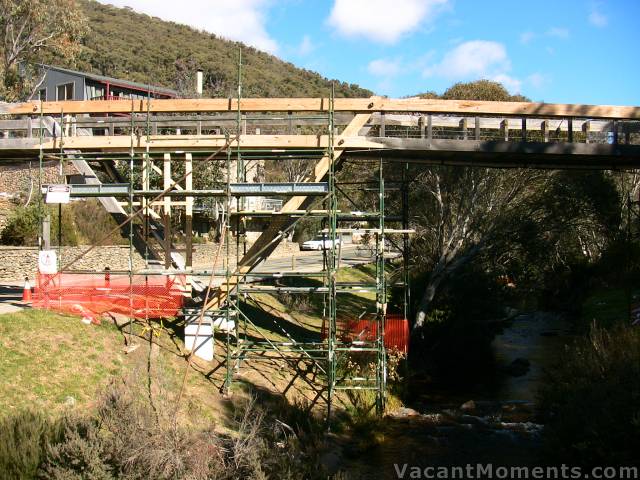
[460,400,476,411]
[505,358,530,376]
[388,406,421,418]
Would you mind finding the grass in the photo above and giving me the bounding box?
[0,309,229,424]
[581,286,640,330]
[0,263,401,428]
[0,310,124,414]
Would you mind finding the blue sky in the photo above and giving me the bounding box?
[97,0,640,105]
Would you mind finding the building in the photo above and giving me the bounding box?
[32,65,177,102]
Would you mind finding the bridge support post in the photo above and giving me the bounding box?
[541,120,549,142]
[500,119,509,141]
[583,121,591,144]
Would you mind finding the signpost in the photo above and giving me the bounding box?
[45,185,71,204]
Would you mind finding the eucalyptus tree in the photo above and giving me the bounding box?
[0,0,86,100]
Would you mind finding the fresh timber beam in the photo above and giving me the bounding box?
[2,97,639,119]
[204,113,372,311]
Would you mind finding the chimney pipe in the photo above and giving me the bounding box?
[196,69,203,96]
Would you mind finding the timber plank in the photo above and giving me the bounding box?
[2,97,639,119]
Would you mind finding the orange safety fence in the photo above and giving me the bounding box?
[33,272,186,321]
[322,314,410,354]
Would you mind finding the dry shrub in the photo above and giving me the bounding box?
[36,372,324,479]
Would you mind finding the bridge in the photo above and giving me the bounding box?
[1,97,639,168]
[1,96,639,414]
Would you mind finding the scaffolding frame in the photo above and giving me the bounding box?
[30,52,409,419]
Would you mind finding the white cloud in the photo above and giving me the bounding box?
[327,0,449,44]
[520,31,535,44]
[589,2,608,28]
[367,58,401,77]
[96,0,278,53]
[423,40,523,94]
[297,35,315,56]
[521,27,569,44]
[490,74,522,95]
[527,72,549,89]
[424,40,509,78]
[546,27,569,39]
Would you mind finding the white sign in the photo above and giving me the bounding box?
[45,185,71,204]
[38,250,58,274]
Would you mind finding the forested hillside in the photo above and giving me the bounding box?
[44,0,372,98]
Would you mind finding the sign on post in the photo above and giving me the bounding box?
[38,250,58,274]
[45,185,71,204]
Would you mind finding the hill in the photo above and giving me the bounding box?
[45,0,372,99]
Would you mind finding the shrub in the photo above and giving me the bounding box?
[0,204,40,246]
[0,204,79,246]
[0,410,62,480]
[539,325,640,466]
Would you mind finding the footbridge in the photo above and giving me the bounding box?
[1,97,639,168]
[1,96,638,414]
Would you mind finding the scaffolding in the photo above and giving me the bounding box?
[27,52,410,419]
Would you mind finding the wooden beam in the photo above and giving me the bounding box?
[204,113,372,311]
[3,97,639,119]
[185,152,193,269]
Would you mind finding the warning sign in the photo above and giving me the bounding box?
[45,185,71,204]
[38,250,58,274]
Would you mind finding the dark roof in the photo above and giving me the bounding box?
[43,64,177,97]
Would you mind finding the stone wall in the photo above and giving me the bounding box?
[0,241,300,281]
[0,246,146,281]
[0,161,77,197]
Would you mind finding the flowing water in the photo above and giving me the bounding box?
[339,311,574,479]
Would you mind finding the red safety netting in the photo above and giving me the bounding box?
[322,314,410,354]
[33,272,186,321]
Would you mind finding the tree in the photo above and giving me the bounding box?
[410,80,540,331]
[0,0,86,101]
[411,166,546,329]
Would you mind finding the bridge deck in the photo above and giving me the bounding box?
[0,97,638,168]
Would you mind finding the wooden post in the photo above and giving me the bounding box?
[459,118,468,140]
[541,120,549,142]
[196,120,202,136]
[500,119,509,141]
[521,118,527,142]
[185,153,193,269]
[288,111,294,134]
[582,120,591,144]
[474,116,480,140]
[612,120,619,145]
[27,117,33,138]
[380,112,386,137]
[418,116,426,139]
[567,117,573,143]
[163,153,172,269]
[427,114,433,144]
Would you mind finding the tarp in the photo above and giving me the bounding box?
[33,272,186,321]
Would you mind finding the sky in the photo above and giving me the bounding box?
[96,0,640,105]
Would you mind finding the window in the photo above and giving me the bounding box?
[56,83,74,100]
[38,88,46,101]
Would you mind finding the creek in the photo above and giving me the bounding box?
[340,311,574,478]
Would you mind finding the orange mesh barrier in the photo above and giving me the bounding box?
[33,272,186,320]
[322,314,410,354]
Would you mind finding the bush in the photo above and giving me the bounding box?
[539,325,640,466]
[0,410,62,480]
[0,375,325,479]
[0,204,40,246]
[0,204,79,246]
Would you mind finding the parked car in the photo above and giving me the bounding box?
[301,235,342,251]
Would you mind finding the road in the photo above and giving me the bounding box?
[255,244,373,273]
